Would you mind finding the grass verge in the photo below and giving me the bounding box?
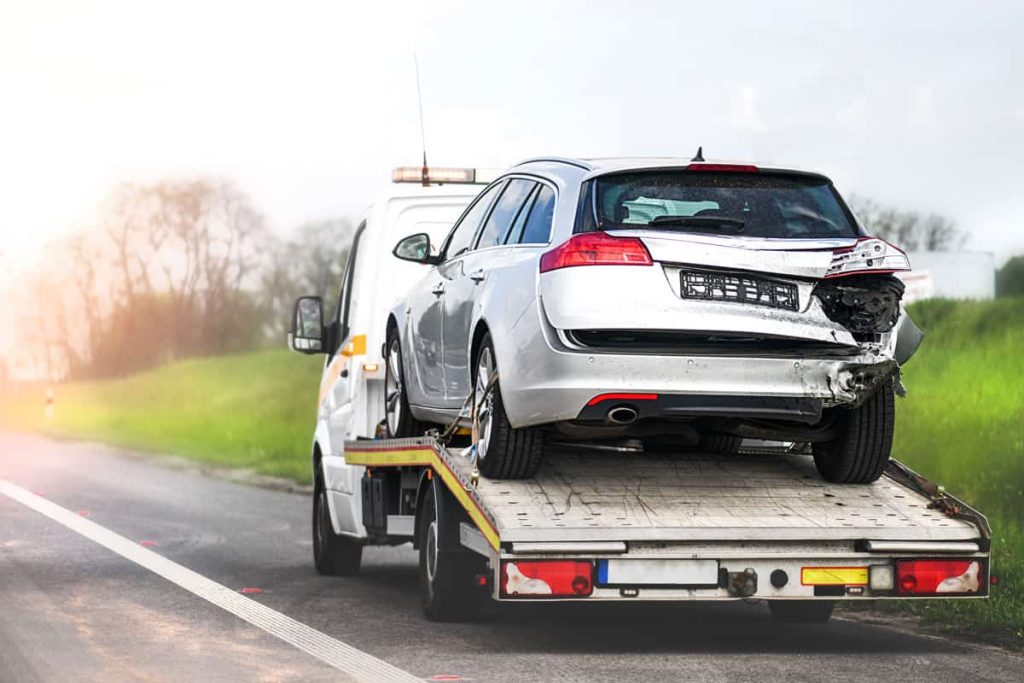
[0,349,324,483]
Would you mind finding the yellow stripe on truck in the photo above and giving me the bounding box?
[345,444,501,552]
[800,566,868,586]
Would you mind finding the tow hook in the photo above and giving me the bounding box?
[727,568,758,597]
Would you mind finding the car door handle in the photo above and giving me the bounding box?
[469,269,485,283]
[432,283,445,296]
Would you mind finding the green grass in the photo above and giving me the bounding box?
[2,298,1022,645]
[0,350,324,483]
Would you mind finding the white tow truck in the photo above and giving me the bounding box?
[290,166,991,623]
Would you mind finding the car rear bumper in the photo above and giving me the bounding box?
[500,317,896,429]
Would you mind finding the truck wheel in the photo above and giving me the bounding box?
[474,334,544,480]
[385,330,431,438]
[699,433,743,454]
[769,600,835,623]
[812,383,895,484]
[313,474,363,575]
[418,482,484,622]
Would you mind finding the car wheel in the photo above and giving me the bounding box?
[313,473,362,576]
[384,330,431,438]
[418,482,485,622]
[474,333,544,480]
[699,433,743,454]
[768,600,835,623]
[812,382,895,484]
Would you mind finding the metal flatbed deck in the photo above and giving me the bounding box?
[344,438,985,551]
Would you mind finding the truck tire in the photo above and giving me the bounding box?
[769,600,835,623]
[473,334,544,480]
[385,330,431,438]
[313,474,362,576]
[812,382,895,484]
[418,482,485,622]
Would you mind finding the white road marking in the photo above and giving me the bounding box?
[0,479,421,683]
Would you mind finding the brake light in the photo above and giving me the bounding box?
[501,561,594,598]
[825,238,911,279]
[896,560,981,595]
[684,163,759,172]
[539,232,652,273]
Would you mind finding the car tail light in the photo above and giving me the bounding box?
[896,559,982,595]
[539,232,652,273]
[501,561,593,598]
[684,163,759,172]
[825,238,911,279]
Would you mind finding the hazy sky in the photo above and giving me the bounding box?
[2,0,1023,282]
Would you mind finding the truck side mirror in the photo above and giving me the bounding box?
[289,296,326,354]
[393,233,439,264]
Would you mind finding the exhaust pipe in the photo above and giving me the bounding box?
[607,405,639,425]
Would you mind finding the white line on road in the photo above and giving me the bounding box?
[0,479,421,683]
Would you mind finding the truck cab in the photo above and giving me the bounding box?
[290,168,491,548]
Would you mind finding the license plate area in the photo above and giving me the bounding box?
[597,559,720,587]
[680,270,799,311]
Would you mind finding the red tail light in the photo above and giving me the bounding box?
[501,560,594,598]
[896,559,982,595]
[540,232,652,273]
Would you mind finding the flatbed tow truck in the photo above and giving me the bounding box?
[288,166,991,623]
[344,435,990,622]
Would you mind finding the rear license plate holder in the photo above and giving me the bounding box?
[680,270,799,311]
[597,559,720,587]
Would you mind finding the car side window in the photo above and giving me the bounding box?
[475,179,537,250]
[442,182,502,260]
[518,185,556,244]
[332,221,365,354]
[504,186,539,245]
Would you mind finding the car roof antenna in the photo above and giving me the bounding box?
[691,146,705,162]
[414,53,430,186]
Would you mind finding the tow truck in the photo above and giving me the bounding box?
[290,166,991,623]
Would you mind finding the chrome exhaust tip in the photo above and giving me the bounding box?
[606,406,639,425]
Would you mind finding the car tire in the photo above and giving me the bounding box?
[812,382,895,484]
[699,433,743,454]
[384,329,431,438]
[418,482,485,622]
[769,600,835,623]
[473,334,544,480]
[313,473,362,576]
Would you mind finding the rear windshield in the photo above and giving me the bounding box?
[593,171,858,239]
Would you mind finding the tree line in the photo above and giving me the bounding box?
[15,179,353,380]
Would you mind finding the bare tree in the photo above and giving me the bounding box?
[846,195,966,251]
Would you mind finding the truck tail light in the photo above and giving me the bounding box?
[501,561,593,598]
[825,238,911,279]
[896,560,982,595]
[539,232,652,273]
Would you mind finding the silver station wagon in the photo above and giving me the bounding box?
[385,156,921,482]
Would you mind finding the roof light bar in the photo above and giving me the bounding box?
[392,166,479,185]
[825,238,911,279]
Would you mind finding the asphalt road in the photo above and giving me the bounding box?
[1,430,1021,683]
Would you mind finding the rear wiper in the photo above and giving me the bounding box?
[647,216,746,231]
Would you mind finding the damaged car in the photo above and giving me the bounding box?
[385,156,923,482]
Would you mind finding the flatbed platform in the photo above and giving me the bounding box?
[344,438,985,551]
